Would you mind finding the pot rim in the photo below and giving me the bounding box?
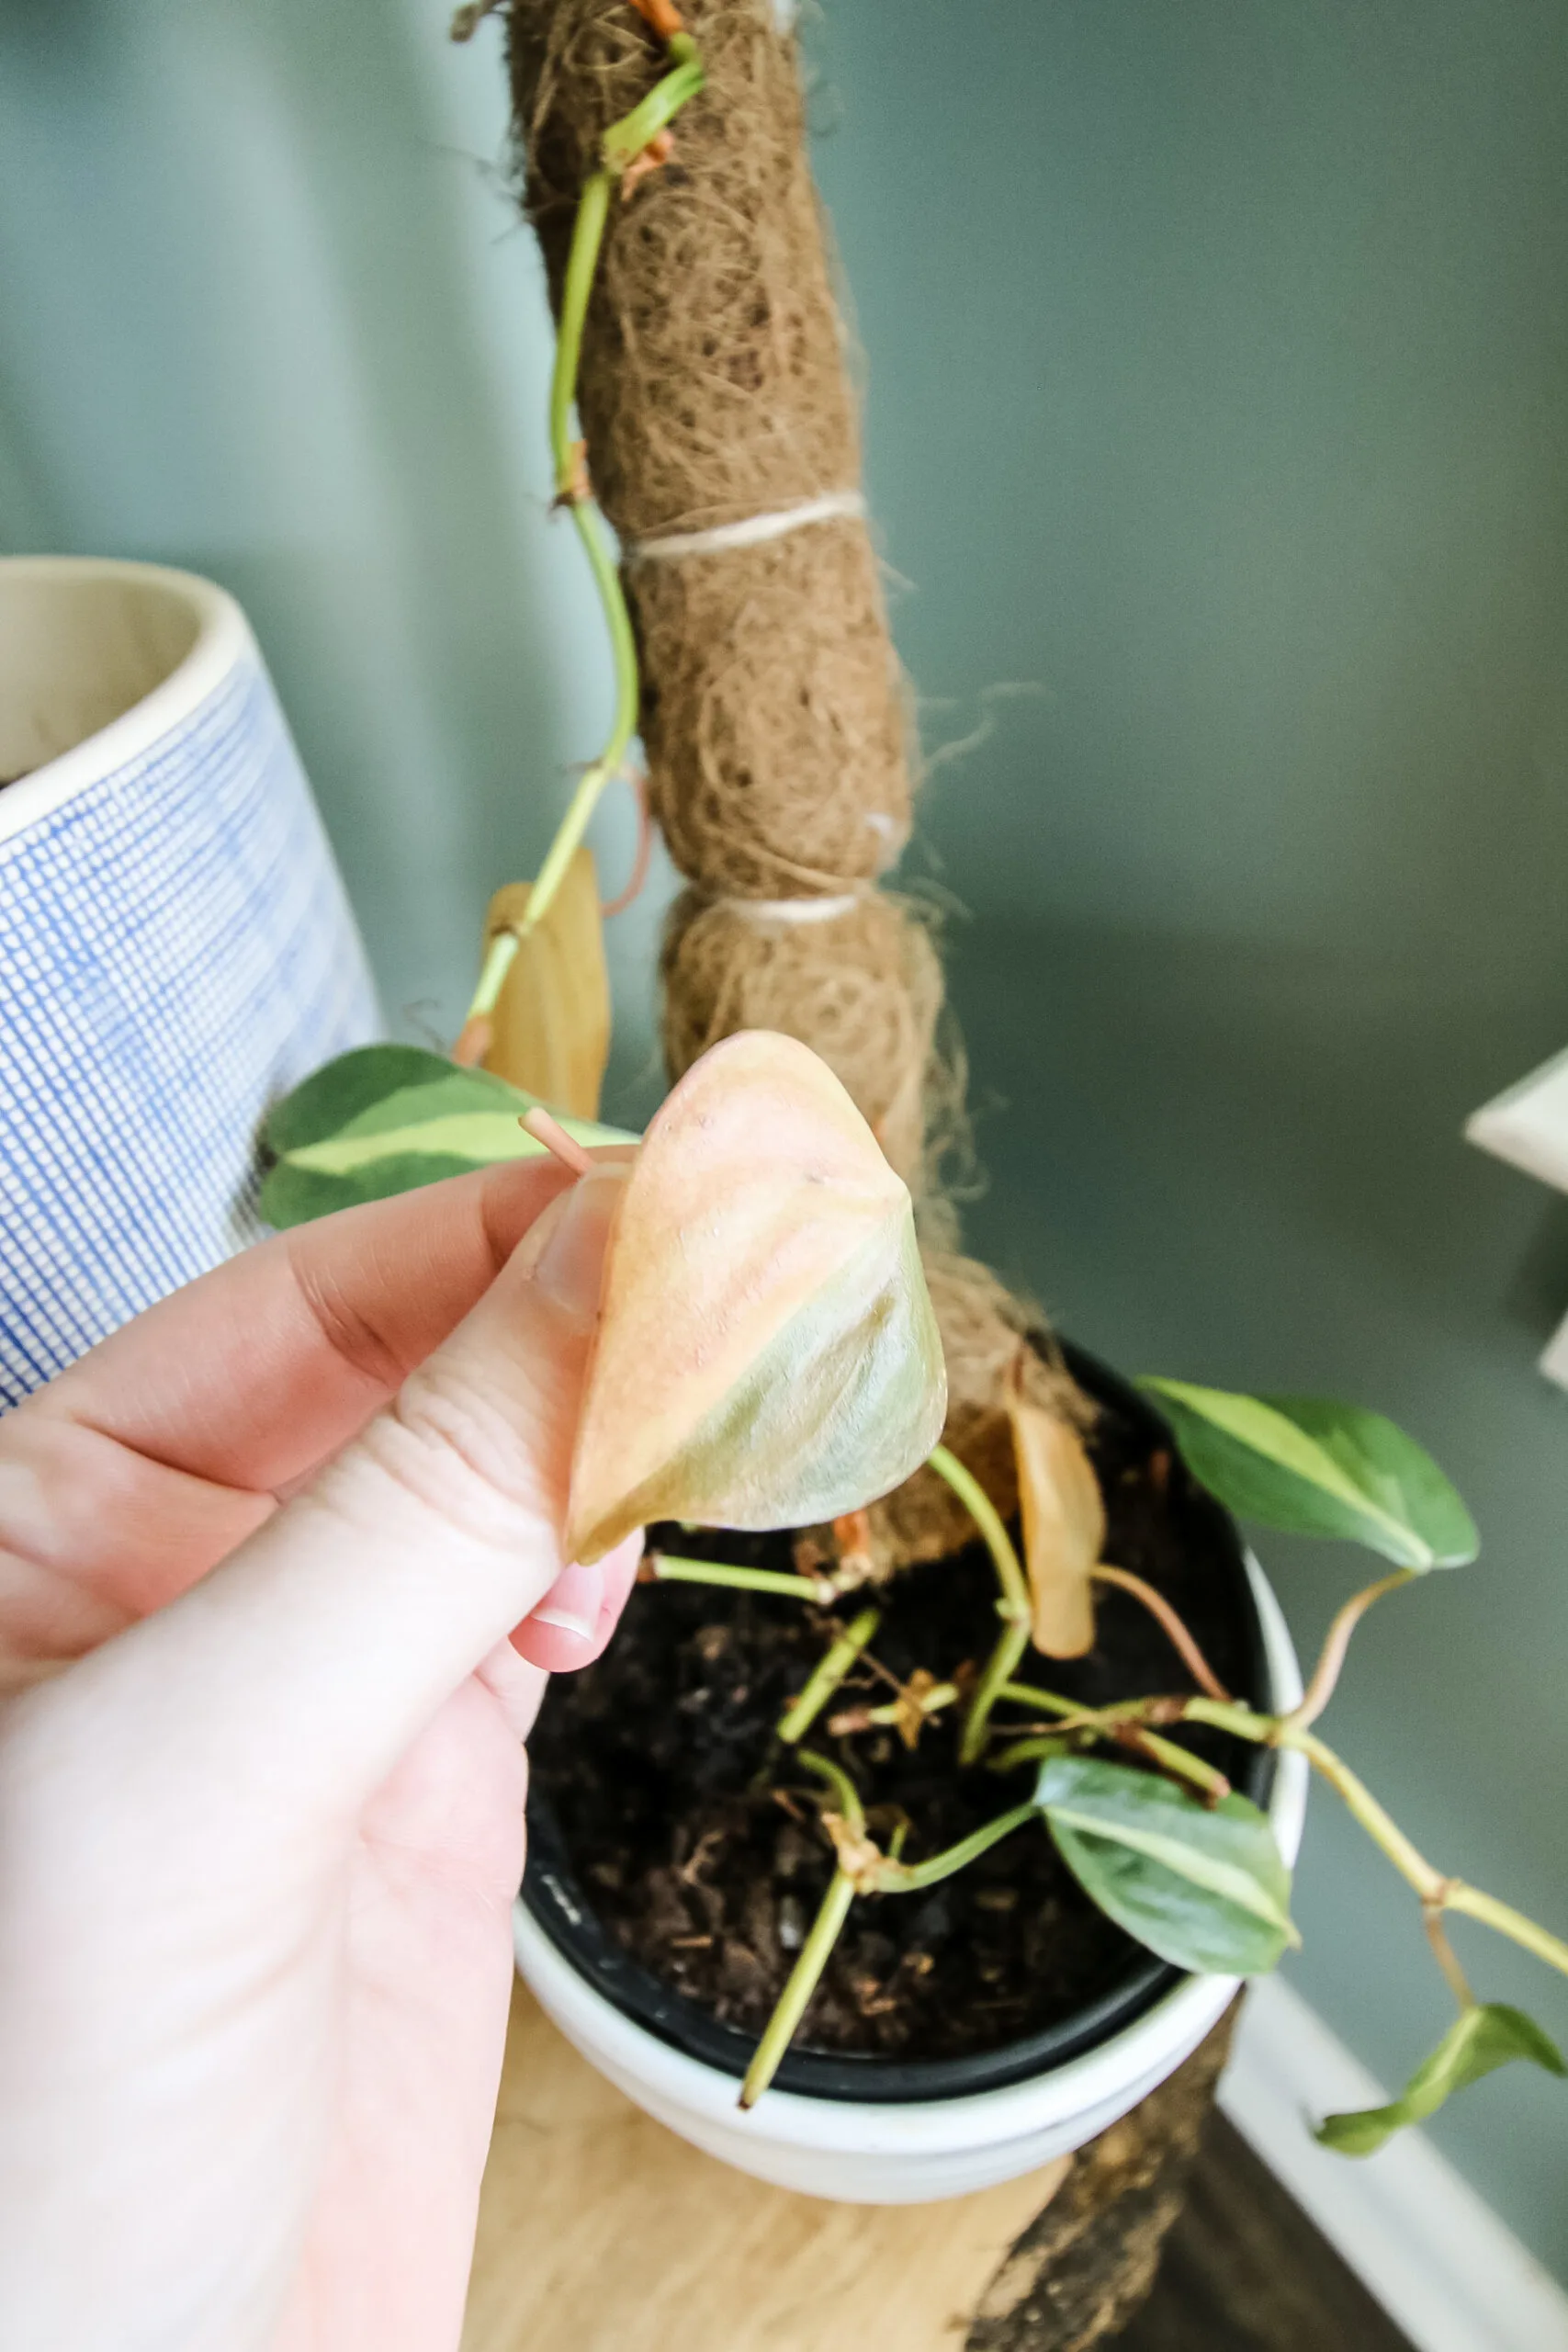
[0,555,252,847]
[516,1558,1305,2145]
[519,1349,1309,2116]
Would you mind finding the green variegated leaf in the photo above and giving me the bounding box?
[1316,2004,1565,2156]
[565,1033,947,1563]
[1035,1753,1297,1976]
[1139,1380,1477,1570]
[259,1045,633,1227]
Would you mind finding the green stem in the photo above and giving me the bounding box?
[1157,1697,1568,1984]
[468,929,524,1022]
[601,37,705,164]
[924,1443,1033,1768]
[739,1745,861,2107]
[796,1747,865,1833]
[999,1692,1161,1740]
[863,1680,959,1729]
[643,1554,827,1600]
[879,1802,1041,1892]
[988,1736,1072,1773]
[1115,1726,1232,1800]
[1443,1883,1568,1980]
[541,155,642,878]
[739,1867,854,2109]
[925,1444,1030,1622]
[548,169,612,492]
[1000,1676,1109,1716]
[778,1609,882,1745]
[462,43,705,1025]
[1285,1724,1446,1901]
[959,1617,1032,1768]
[1079,1690,1438,1890]
[521,505,640,940]
[1179,1695,1280,1744]
[991,1683,1230,1799]
[502,170,640,956]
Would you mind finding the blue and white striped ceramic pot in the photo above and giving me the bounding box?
[0,556,378,1409]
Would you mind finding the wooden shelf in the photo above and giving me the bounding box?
[463,1983,1068,2352]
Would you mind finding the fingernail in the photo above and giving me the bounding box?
[529,1557,604,1643]
[532,1169,624,1324]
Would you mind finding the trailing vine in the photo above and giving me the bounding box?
[646,1387,1568,2133]
[457,4,705,1061]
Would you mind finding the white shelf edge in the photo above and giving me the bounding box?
[1219,1976,1568,2352]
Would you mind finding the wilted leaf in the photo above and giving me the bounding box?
[1036,1753,1298,1975]
[1316,2004,1565,2157]
[260,1045,632,1228]
[1139,1381,1477,1570]
[479,854,611,1118]
[565,1031,947,1564]
[1007,1354,1104,1658]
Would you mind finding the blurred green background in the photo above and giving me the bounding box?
[4,0,1566,2280]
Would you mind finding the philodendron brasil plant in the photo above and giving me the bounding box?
[258,0,1566,2156]
[261,1025,1568,2148]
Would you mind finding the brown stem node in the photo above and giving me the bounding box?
[621,129,675,198]
[626,0,687,36]
[554,440,592,508]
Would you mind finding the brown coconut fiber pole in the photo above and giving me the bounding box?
[507,0,1084,1564]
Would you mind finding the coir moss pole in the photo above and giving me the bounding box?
[508,0,1082,1560]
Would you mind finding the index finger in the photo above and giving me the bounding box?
[37,1155,586,1487]
[0,1155,608,1680]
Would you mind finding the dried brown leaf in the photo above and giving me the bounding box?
[1007,1352,1106,1659]
[481,851,610,1119]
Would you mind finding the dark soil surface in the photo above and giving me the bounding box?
[529,1387,1266,2066]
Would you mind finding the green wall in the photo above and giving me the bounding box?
[4,0,1566,2278]
[0,0,666,1079]
[807,0,1568,2273]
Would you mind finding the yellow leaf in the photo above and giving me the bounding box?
[481,852,610,1119]
[1007,1355,1105,1659]
[565,1032,947,1564]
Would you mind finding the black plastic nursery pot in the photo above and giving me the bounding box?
[521,1344,1278,2107]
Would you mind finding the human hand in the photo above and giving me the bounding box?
[0,1155,639,2352]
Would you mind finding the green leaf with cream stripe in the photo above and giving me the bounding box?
[1035,1754,1298,1975]
[259,1046,635,1227]
[1138,1380,1477,1569]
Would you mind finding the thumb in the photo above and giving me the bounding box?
[17,1169,631,1832]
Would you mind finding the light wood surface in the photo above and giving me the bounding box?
[462,1982,1068,2352]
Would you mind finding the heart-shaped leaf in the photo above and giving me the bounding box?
[565,1031,947,1563]
[1007,1354,1104,1659]
[1035,1752,1298,1975]
[1316,2004,1565,2157]
[1139,1381,1477,1570]
[259,1045,633,1227]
